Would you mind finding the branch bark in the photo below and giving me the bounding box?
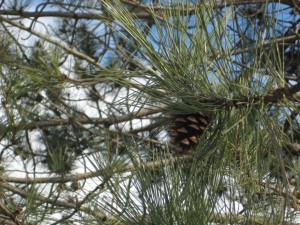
[0,0,296,21]
[16,107,162,130]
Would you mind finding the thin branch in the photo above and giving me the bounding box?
[232,33,300,56]
[260,181,300,210]
[0,16,106,70]
[12,106,163,130]
[0,217,16,225]
[1,156,191,184]
[3,82,300,133]
[0,204,22,225]
[0,0,295,21]
[0,182,111,221]
[211,82,300,108]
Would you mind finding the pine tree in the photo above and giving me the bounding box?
[0,0,300,224]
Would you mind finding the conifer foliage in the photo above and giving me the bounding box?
[0,0,300,225]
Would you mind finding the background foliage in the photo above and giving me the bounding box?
[1,0,300,224]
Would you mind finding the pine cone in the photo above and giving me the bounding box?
[169,112,210,155]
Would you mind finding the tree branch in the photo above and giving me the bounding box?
[14,107,162,130]
[210,82,300,108]
[0,0,296,21]
[0,217,16,225]
[1,156,190,184]
[0,182,111,221]
[5,81,300,133]
[232,33,300,56]
[0,16,106,70]
[0,204,22,225]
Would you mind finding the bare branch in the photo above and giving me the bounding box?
[0,0,296,21]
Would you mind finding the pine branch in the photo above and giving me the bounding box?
[0,182,111,221]
[1,0,300,223]
[232,32,300,56]
[0,204,22,225]
[0,217,16,225]
[3,81,299,134]
[8,107,162,131]
[1,156,191,184]
[205,82,300,108]
[0,0,296,21]
[0,16,106,70]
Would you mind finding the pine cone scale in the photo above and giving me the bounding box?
[169,112,211,154]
